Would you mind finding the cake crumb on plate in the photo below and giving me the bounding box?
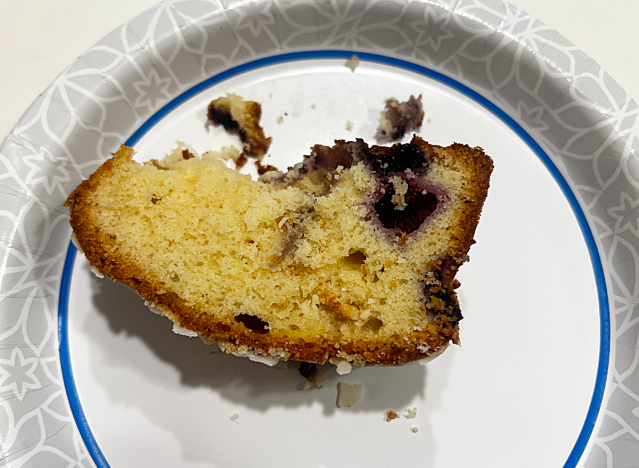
[345,55,360,72]
[335,360,352,375]
[376,95,424,141]
[386,410,399,421]
[337,382,363,408]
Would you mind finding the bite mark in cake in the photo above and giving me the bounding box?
[65,136,492,369]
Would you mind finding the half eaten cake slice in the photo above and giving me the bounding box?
[65,136,492,370]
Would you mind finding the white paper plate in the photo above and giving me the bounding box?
[1,1,637,467]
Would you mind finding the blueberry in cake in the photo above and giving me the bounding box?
[65,136,492,370]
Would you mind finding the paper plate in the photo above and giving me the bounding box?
[0,1,637,466]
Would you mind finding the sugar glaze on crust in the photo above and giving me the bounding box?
[65,138,492,368]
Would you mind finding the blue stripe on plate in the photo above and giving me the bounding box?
[59,50,610,468]
[59,243,111,467]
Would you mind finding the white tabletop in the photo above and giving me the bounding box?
[2,0,637,143]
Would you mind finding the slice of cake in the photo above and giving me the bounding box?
[65,136,492,369]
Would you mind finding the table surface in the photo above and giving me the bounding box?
[1,0,637,143]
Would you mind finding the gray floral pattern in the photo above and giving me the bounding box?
[1,0,637,466]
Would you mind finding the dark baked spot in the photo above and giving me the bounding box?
[369,141,428,174]
[182,149,194,160]
[374,187,438,234]
[256,160,279,175]
[235,153,248,169]
[423,265,463,327]
[434,290,462,325]
[234,314,270,334]
[308,139,370,172]
[299,362,317,378]
[207,105,238,131]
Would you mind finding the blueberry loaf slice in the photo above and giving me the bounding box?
[65,136,492,370]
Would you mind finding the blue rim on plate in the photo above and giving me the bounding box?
[58,51,610,468]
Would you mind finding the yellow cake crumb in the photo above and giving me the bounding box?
[345,55,360,72]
